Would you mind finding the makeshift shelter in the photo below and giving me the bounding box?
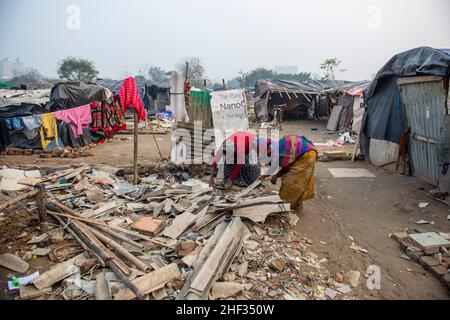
[253,79,349,121]
[325,81,370,133]
[0,79,145,153]
[361,46,450,187]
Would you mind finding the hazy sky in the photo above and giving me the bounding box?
[0,0,449,82]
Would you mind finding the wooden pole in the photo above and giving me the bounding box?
[0,189,38,210]
[48,209,174,248]
[35,184,47,230]
[55,214,145,300]
[133,110,139,184]
[222,79,227,90]
[87,226,150,272]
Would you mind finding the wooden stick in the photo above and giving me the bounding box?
[0,189,38,210]
[48,211,105,266]
[87,226,150,273]
[50,200,82,217]
[35,184,47,222]
[93,225,144,249]
[133,110,139,185]
[49,210,174,248]
[60,216,145,300]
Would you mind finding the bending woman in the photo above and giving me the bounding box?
[271,134,318,210]
[209,131,260,188]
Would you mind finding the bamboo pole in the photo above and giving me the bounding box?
[48,211,105,266]
[93,224,144,249]
[49,210,174,248]
[87,226,150,273]
[133,110,139,185]
[57,215,145,300]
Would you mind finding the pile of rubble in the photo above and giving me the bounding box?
[391,230,450,289]
[0,162,342,300]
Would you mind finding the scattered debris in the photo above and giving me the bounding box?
[418,202,429,209]
[0,253,29,273]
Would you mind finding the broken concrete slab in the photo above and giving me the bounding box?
[409,232,450,251]
[328,168,376,178]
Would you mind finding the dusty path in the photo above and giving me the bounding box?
[298,160,450,299]
[1,120,449,299]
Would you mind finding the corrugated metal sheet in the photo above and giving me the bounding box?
[399,77,447,185]
[188,91,213,128]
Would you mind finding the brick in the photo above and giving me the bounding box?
[131,216,166,235]
[429,265,448,278]
[400,238,413,250]
[177,241,197,257]
[419,256,440,269]
[391,232,408,243]
[423,246,439,255]
[270,258,286,272]
[442,274,450,289]
[406,246,424,262]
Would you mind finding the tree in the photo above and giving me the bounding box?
[232,67,312,88]
[141,65,169,83]
[57,57,99,82]
[176,57,205,81]
[9,68,45,84]
[319,58,341,80]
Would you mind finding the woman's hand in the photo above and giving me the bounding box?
[271,175,278,185]
[224,180,232,190]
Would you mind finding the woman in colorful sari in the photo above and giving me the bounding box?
[270,134,318,210]
[209,131,260,189]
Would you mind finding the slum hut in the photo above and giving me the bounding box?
[325,80,371,134]
[361,46,450,189]
[253,79,350,122]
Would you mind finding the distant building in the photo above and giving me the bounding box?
[274,66,298,75]
[0,58,26,80]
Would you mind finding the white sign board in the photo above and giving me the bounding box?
[210,89,249,151]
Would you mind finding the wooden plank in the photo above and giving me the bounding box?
[33,253,89,290]
[189,218,245,294]
[0,253,29,273]
[161,212,196,239]
[114,263,180,300]
[95,272,111,300]
[235,180,261,198]
[19,285,52,300]
[233,203,291,222]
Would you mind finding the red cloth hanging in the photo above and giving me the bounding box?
[118,76,146,120]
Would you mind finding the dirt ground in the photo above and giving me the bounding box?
[1,120,449,299]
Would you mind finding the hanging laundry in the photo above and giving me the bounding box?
[21,115,42,140]
[39,113,59,150]
[5,117,24,131]
[118,76,146,120]
[90,98,126,143]
[54,104,92,138]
